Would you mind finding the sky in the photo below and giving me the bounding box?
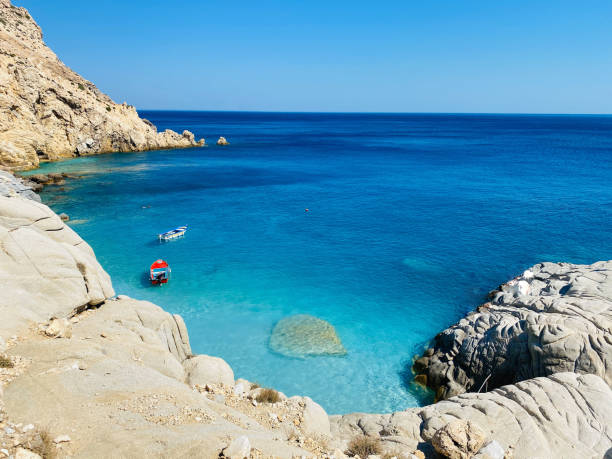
[15,0,612,113]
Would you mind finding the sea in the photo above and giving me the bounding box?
[29,112,612,414]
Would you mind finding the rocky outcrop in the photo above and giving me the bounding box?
[330,372,612,458]
[0,193,114,340]
[0,170,39,201]
[0,1,204,170]
[0,181,610,457]
[413,261,612,400]
[269,314,347,358]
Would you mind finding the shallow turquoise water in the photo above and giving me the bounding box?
[32,112,612,414]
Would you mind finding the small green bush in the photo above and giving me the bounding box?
[78,83,85,90]
[106,106,111,112]
[346,435,382,457]
[255,388,280,403]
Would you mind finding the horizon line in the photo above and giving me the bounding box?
[137,109,612,116]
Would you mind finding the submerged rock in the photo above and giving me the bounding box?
[269,314,346,358]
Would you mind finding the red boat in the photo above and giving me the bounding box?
[150,259,171,285]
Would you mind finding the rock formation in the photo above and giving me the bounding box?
[330,372,612,458]
[413,261,612,400]
[269,314,347,358]
[0,173,610,458]
[0,1,204,170]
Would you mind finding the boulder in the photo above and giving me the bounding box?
[44,318,72,338]
[301,396,331,436]
[223,436,250,458]
[184,354,234,386]
[269,314,347,358]
[217,136,230,146]
[431,420,485,459]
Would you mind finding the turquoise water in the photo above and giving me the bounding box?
[31,112,612,414]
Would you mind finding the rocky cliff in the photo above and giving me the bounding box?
[413,261,612,401]
[0,0,204,170]
[0,173,610,458]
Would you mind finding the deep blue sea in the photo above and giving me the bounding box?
[31,112,612,414]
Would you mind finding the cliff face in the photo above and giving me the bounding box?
[0,0,204,170]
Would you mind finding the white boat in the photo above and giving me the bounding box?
[158,225,187,242]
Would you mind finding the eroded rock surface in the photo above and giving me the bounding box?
[269,314,347,358]
[330,373,612,458]
[0,194,114,340]
[0,1,204,170]
[414,261,612,400]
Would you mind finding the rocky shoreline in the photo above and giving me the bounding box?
[0,0,204,171]
[1,171,610,458]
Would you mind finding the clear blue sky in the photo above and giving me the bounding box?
[16,0,612,113]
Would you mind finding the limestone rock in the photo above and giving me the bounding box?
[44,318,72,338]
[474,440,505,459]
[331,373,612,458]
[184,354,234,386]
[0,195,114,340]
[414,261,612,399]
[14,448,42,459]
[223,436,250,458]
[269,314,347,358]
[217,136,230,146]
[0,1,204,170]
[431,420,485,459]
[301,396,331,436]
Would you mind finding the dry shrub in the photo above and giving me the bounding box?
[0,355,13,368]
[346,435,382,457]
[255,387,280,403]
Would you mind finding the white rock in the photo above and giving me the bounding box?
[21,424,34,432]
[15,448,42,459]
[233,382,245,396]
[183,354,234,386]
[301,396,330,436]
[45,318,72,338]
[223,436,250,458]
[475,440,505,459]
